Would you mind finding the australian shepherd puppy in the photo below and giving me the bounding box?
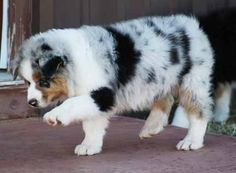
[12,15,214,156]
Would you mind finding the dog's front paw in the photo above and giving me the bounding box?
[43,108,71,126]
[74,144,102,156]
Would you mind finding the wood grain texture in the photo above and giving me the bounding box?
[8,0,32,64]
[34,0,233,30]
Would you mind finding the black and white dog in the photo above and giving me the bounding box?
[13,11,232,156]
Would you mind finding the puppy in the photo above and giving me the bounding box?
[12,14,214,155]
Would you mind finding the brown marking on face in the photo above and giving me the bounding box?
[152,94,174,114]
[179,89,202,117]
[32,71,68,104]
[41,74,68,103]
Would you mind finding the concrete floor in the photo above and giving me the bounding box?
[0,117,236,173]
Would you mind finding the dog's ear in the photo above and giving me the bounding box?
[10,55,21,80]
[41,55,68,78]
[10,45,26,80]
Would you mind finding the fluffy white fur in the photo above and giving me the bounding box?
[176,115,208,150]
[172,106,189,128]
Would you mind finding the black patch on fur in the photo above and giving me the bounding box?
[38,57,62,87]
[170,47,179,64]
[41,43,52,51]
[178,29,192,78]
[145,18,166,37]
[41,56,64,79]
[153,28,166,37]
[168,34,178,45]
[91,87,115,112]
[145,18,155,27]
[146,68,156,83]
[105,27,141,86]
[180,30,190,56]
[179,56,192,79]
[167,34,180,64]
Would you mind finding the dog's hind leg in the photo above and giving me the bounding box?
[74,116,109,156]
[176,87,212,150]
[139,94,174,139]
[213,83,232,122]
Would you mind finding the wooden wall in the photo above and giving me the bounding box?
[33,0,236,33]
[8,0,32,62]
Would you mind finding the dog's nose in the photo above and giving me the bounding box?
[28,99,38,107]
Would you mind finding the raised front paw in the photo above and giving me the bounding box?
[74,144,102,156]
[43,108,71,126]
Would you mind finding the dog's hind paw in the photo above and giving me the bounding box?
[74,144,102,156]
[139,124,164,139]
[176,138,204,151]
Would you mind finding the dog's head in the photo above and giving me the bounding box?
[12,33,69,108]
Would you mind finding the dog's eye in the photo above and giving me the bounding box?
[39,79,50,88]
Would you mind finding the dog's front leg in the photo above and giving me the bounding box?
[74,116,109,156]
[43,87,114,155]
[43,95,102,126]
